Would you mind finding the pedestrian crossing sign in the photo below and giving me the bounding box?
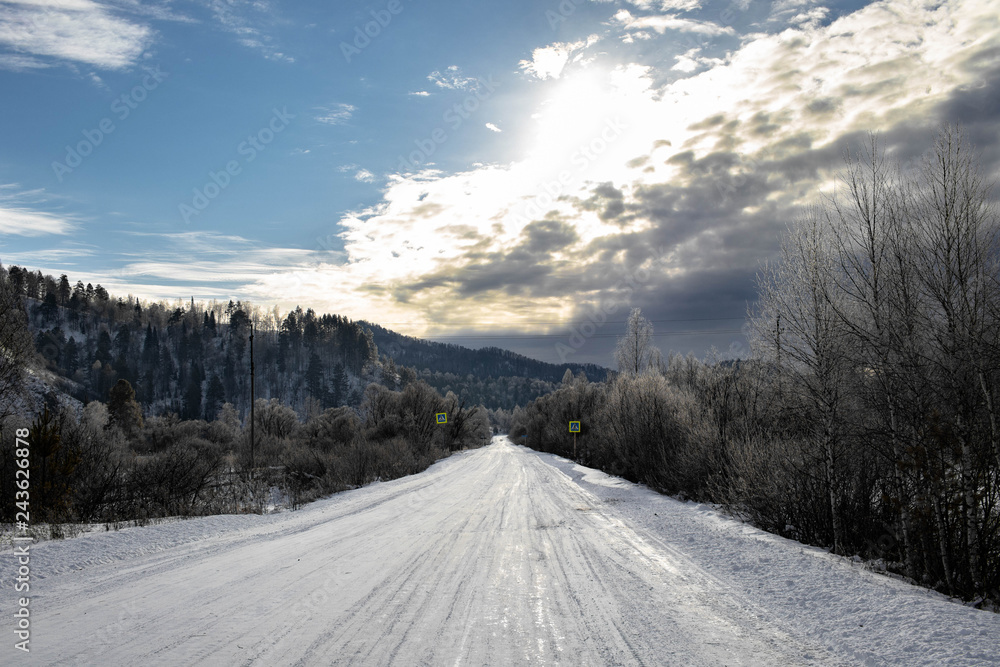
[569,421,581,433]
[436,412,448,424]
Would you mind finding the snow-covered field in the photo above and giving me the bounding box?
[2,436,998,665]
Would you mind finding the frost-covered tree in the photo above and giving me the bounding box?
[614,308,659,376]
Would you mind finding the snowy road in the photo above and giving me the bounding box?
[5,437,999,665]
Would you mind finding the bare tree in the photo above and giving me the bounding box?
[908,126,1000,590]
[824,133,927,579]
[751,211,852,553]
[614,308,659,376]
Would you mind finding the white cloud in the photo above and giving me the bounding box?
[354,169,375,183]
[624,0,703,10]
[519,36,600,80]
[409,90,431,96]
[485,123,502,133]
[427,65,479,90]
[0,185,78,236]
[3,247,95,264]
[0,52,48,70]
[0,0,152,70]
[207,0,292,63]
[670,47,721,72]
[613,9,735,36]
[315,103,355,125]
[0,207,77,236]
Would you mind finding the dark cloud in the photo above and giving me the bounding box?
[521,217,579,253]
[437,224,481,240]
[688,114,726,131]
[806,96,840,115]
[392,215,580,300]
[578,182,626,222]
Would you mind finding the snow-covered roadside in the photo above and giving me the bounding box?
[533,444,1000,666]
[2,438,996,665]
[0,449,476,585]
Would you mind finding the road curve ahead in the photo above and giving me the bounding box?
[22,437,835,666]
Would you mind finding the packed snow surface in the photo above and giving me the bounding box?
[3,437,998,665]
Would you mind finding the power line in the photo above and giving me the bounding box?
[420,329,746,340]
[367,317,746,326]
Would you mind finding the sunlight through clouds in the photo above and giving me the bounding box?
[240,0,1000,341]
[3,0,999,360]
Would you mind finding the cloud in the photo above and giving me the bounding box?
[409,90,431,96]
[354,169,375,183]
[0,207,77,236]
[620,0,704,11]
[103,231,335,292]
[485,123,502,133]
[267,0,995,337]
[519,36,600,80]
[57,0,999,361]
[427,65,479,90]
[0,0,152,70]
[0,185,79,236]
[613,9,735,36]
[0,52,48,71]
[207,0,293,63]
[315,103,355,125]
[670,47,723,73]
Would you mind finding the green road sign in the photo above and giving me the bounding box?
[569,421,581,433]
[436,412,448,424]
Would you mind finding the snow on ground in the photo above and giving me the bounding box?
[2,436,997,665]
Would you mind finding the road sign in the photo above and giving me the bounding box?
[436,412,448,424]
[569,421,581,433]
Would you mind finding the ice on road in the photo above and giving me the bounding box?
[4,437,998,665]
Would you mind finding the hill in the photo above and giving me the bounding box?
[5,264,604,414]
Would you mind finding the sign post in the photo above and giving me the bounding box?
[569,421,581,459]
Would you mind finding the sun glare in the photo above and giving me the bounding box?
[529,69,618,164]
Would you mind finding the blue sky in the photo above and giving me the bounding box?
[1,0,999,365]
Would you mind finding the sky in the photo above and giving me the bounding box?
[0,0,998,366]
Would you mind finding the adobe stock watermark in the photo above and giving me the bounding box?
[341,0,407,63]
[179,107,294,224]
[555,245,671,363]
[51,66,169,182]
[544,0,586,29]
[396,75,500,172]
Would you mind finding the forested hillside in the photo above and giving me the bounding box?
[6,269,596,415]
[366,323,607,384]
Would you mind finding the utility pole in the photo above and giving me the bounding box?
[249,321,255,473]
